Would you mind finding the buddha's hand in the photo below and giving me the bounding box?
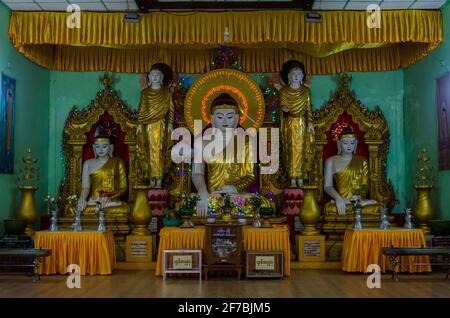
[308,123,315,133]
[335,197,349,215]
[196,192,210,217]
[136,124,142,135]
[77,199,87,212]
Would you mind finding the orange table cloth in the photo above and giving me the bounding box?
[34,230,116,275]
[342,229,431,273]
[156,225,291,276]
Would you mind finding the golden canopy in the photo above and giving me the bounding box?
[9,10,442,74]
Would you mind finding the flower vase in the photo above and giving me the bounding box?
[179,208,194,228]
[17,186,39,237]
[131,186,151,235]
[260,207,274,228]
[414,185,434,234]
[299,186,320,235]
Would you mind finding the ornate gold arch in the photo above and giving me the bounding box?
[58,74,139,214]
[311,73,395,207]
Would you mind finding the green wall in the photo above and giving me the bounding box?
[404,3,450,219]
[47,70,406,211]
[0,2,50,232]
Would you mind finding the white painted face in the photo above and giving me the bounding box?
[288,67,304,85]
[93,140,113,159]
[211,108,239,132]
[148,69,164,87]
[338,137,357,155]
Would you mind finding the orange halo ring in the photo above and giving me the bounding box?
[184,69,265,133]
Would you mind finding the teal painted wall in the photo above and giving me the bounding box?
[0,3,50,231]
[404,3,450,219]
[48,70,406,211]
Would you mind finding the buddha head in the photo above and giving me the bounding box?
[147,63,174,88]
[210,93,240,133]
[336,126,358,155]
[93,128,114,159]
[281,59,306,86]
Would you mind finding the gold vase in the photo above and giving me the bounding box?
[17,186,39,236]
[300,186,320,235]
[131,186,151,235]
[414,185,434,234]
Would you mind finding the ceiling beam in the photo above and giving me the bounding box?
[135,0,314,12]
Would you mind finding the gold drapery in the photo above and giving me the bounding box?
[9,10,442,74]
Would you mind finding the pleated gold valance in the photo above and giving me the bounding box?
[9,10,443,74]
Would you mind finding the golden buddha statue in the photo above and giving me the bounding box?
[76,128,129,216]
[279,60,315,188]
[136,63,174,188]
[323,124,381,216]
[192,93,257,216]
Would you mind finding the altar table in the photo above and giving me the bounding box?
[156,225,291,276]
[342,229,431,273]
[34,230,116,275]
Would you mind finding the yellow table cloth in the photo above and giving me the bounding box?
[34,230,116,275]
[342,229,431,273]
[156,225,291,276]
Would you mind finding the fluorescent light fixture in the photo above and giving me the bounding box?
[305,12,322,23]
[123,13,142,24]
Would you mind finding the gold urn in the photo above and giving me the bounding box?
[17,185,39,236]
[300,186,321,235]
[413,185,434,234]
[131,186,151,235]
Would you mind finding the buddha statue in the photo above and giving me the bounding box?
[192,93,257,217]
[136,63,174,188]
[323,125,382,216]
[76,128,129,216]
[279,60,315,188]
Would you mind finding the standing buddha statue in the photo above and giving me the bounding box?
[136,63,174,188]
[279,60,315,188]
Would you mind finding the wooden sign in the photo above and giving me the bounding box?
[297,234,325,262]
[126,235,152,263]
[246,251,283,278]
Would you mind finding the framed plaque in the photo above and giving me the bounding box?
[246,251,283,279]
[163,249,202,280]
[297,234,325,262]
[126,235,152,263]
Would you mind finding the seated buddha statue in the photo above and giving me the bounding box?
[192,93,260,217]
[75,128,130,216]
[323,125,382,216]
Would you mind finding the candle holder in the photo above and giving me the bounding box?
[379,208,390,230]
[404,208,414,229]
[353,206,363,230]
[72,208,82,232]
[49,207,59,232]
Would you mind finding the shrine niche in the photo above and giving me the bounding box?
[310,73,396,257]
[58,74,138,261]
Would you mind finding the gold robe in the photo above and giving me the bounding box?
[324,155,381,215]
[279,85,315,179]
[84,157,129,216]
[207,138,256,193]
[137,87,174,179]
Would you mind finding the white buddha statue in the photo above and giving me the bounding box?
[192,93,256,217]
[76,128,129,216]
[323,125,381,216]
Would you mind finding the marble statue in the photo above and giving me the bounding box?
[323,125,381,216]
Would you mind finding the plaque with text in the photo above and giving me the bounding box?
[246,251,283,278]
[173,255,193,269]
[126,235,152,263]
[297,234,325,262]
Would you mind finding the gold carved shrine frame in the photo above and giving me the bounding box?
[58,80,138,214]
[311,74,395,207]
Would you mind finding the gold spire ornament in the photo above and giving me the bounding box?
[413,147,435,234]
[17,148,40,236]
